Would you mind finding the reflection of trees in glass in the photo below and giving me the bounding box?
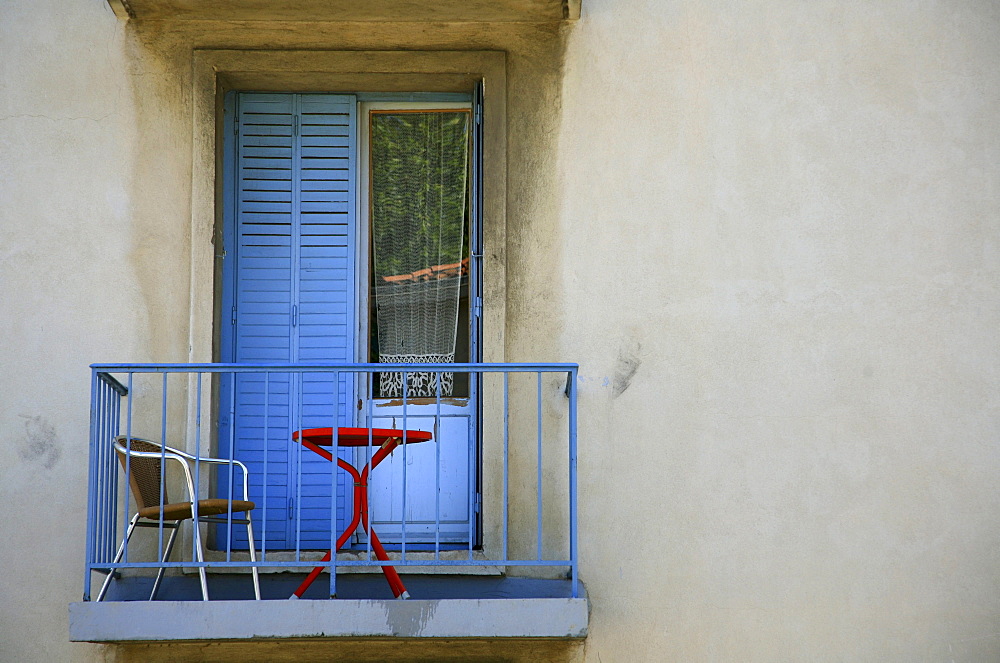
[371,112,470,280]
[370,111,470,396]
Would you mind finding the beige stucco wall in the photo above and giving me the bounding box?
[1,0,998,660]
[558,1,1000,660]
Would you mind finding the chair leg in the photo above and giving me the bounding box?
[149,523,179,601]
[191,518,210,601]
[245,513,261,600]
[96,514,140,602]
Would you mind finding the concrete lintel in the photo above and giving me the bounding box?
[69,598,588,642]
[104,0,580,22]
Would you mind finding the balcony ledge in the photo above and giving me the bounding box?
[70,596,588,642]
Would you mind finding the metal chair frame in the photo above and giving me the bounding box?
[96,435,261,601]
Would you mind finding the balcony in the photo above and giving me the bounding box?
[70,363,586,643]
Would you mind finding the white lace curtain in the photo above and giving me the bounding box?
[370,111,470,397]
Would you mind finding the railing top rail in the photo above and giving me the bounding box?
[95,371,129,396]
[91,362,579,373]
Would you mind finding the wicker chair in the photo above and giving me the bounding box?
[96,435,261,601]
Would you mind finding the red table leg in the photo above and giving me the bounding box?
[291,439,408,599]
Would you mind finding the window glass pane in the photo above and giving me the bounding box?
[370,111,470,398]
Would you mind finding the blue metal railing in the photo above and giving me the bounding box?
[84,362,579,601]
[86,371,129,590]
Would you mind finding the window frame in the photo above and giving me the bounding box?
[189,50,507,562]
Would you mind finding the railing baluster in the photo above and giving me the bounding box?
[568,367,579,598]
[95,377,107,568]
[537,371,543,562]
[434,372,442,560]
[401,370,408,560]
[107,379,120,567]
[226,370,237,561]
[193,373,203,569]
[503,372,509,564]
[262,371,269,560]
[294,370,303,562]
[367,373,374,562]
[158,373,168,566]
[100,379,110,568]
[467,371,475,561]
[329,370,339,599]
[122,372,133,565]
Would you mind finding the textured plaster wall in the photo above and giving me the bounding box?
[559,1,1000,661]
[0,1,569,661]
[1,0,999,661]
[1,2,144,662]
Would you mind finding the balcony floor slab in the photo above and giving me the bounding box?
[70,574,588,642]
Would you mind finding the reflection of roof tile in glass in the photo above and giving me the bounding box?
[382,257,469,284]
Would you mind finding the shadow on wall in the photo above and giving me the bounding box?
[115,638,586,662]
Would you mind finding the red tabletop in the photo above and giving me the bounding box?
[292,426,432,447]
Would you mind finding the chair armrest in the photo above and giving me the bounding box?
[114,442,253,502]
[176,454,252,500]
[158,446,251,479]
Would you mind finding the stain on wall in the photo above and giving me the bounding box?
[611,341,641,398]
[383,599,438,637]
[17,414,61,469]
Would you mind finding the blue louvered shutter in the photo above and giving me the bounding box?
[294,94,357,547]
[221,92,356,550]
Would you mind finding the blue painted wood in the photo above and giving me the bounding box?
[221,92,357,550]
[470,82,485,547]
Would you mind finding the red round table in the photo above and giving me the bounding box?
[289,427,433,600]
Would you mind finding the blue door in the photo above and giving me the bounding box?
[220,91,482,552]
[220,92,357,550]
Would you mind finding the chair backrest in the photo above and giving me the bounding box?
[114,436,170,510]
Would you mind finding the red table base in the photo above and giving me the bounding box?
[289,427,432,600]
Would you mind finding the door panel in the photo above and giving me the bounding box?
[221,92,357,550]
[366,402,473,545]
[356,100,479,547]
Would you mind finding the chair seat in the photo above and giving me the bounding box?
[138,499,256,521]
